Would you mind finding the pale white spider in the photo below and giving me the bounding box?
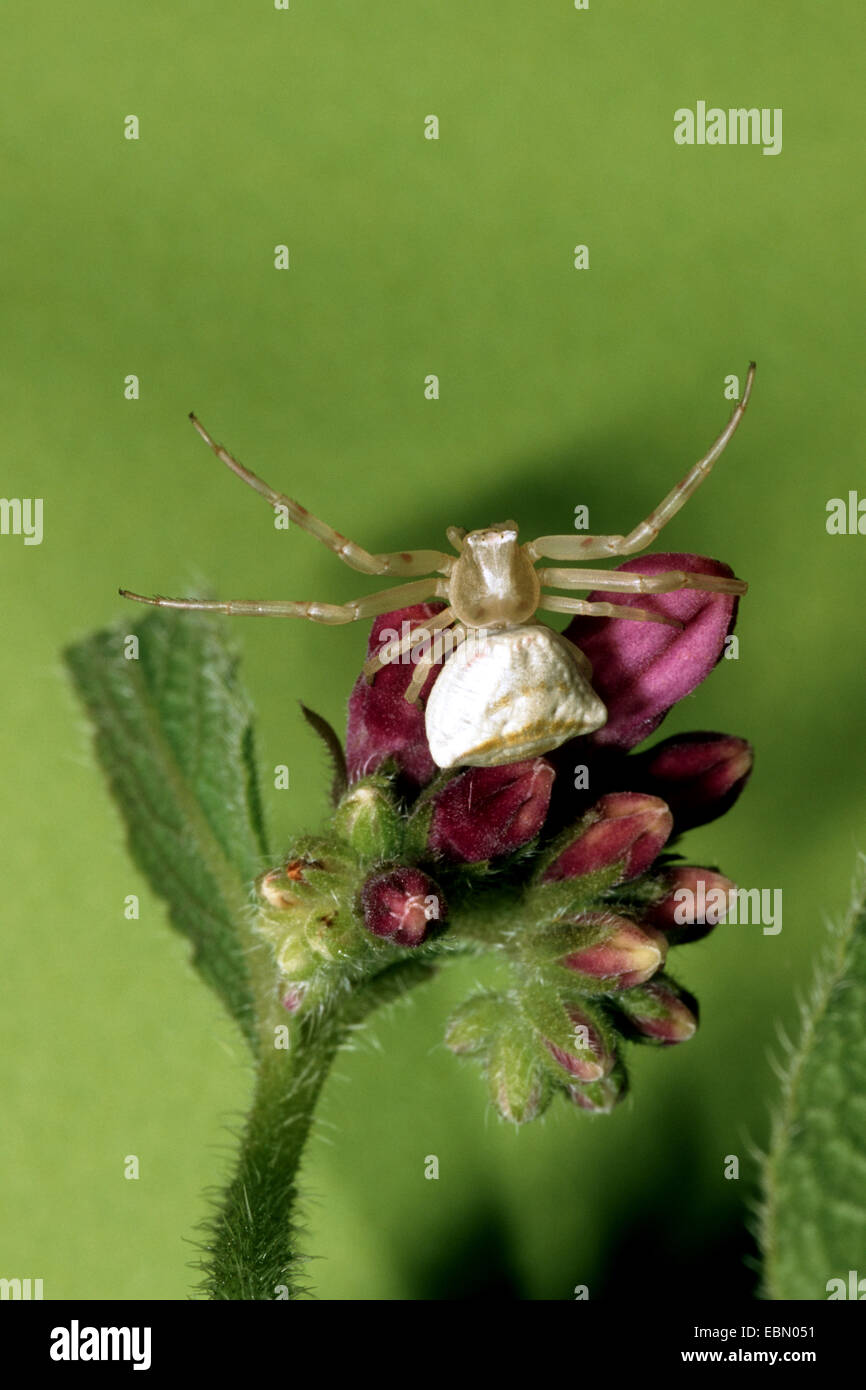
[122,363,754,769]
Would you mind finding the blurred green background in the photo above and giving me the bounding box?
[2,1,863,1300]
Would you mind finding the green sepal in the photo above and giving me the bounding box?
[531,806,603,882]
[520,979,617,1083]
[525,864,626,924]
[486,1024,554,1125]
[445,989,514,1055]
[333,774,405,863]
[299,703,348,805]
[520,917,615,964]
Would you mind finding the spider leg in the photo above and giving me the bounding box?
[362,608,456,682]
[189,414,454,578]
[119,577,448,623]
[538,566,748,596]
[538,593,683,628]
[403,642,443,705]
[525,363,755,562]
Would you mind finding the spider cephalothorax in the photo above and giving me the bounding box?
[122,363,755,769]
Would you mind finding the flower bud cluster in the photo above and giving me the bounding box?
[256,560,752,1121]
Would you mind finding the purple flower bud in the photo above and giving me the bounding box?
[615,976,699,1044]
[542,1002,616,1083]
[346,603,447,788]
[563,553,741,751]
[427,759,555,863]
[630,731,753,830]
[543,791,672,884]
[559,914,667,989]
[645,864,737,943]
[567,1062,629,1114]
[360,866,445,947]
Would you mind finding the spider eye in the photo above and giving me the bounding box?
[467,523,519,548]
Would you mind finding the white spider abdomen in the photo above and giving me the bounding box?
[424,623,607,769]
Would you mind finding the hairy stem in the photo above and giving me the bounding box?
[199,958,437,1299]
[199,1009,346,1300]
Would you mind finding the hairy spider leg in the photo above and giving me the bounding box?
[526,362,755,563]
[538,594,682,627]
[119,577,449,623]
[188,414,454,578]
[538,567,747,597]
[402,631,464,705]
[362,607,457,683]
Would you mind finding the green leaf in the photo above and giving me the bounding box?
[760,858,866,1299]
[65,608,270,1051]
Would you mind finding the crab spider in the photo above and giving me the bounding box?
[121,363,754,769]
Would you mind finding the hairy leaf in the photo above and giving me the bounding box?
[65,609,270,1050]
[760,860,866,1299]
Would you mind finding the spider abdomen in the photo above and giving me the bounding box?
[424,624,607,770]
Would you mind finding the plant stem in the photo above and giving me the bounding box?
[199,1006,345,1300]
[199,959,436,1299]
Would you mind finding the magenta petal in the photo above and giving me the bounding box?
[346,603,446,787]
[563,553,740,751]
[428,759,555,863]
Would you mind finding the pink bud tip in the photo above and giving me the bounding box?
[361,867,445,947]
[646,865,737,942]
[632,732,753,830]
[619,979,699,1044]
[560,917,667,988]
[544,792,672,884]
[542,1005,614,1082]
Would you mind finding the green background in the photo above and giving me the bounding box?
[2,1,863,1300]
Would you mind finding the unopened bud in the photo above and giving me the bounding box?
[615,976,699,1044]
[333,776,404,862]
[631,732,753,831]
[425,759,554,863]
[523,988,616,1083]
[645,865,737,943]
[568,1062,629,1114]
[486,1029,552,1125]
[361,867,445,947]
[559,914,667,989]
[257,856,319,911]
[281,984,307,1014]
[544,792,672,885]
